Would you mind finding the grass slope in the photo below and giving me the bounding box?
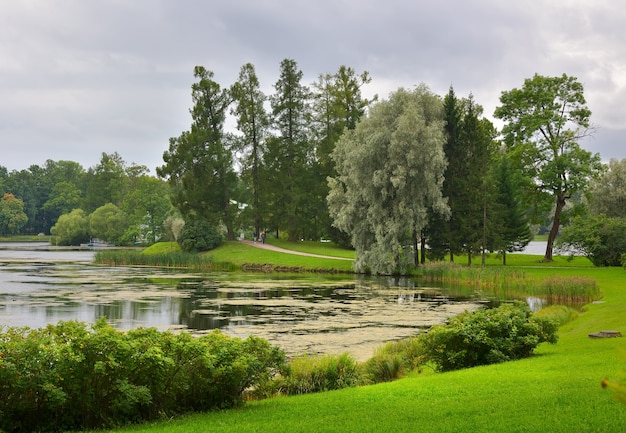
[95,259,626,433]
[204,240,355,272]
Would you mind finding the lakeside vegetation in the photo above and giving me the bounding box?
[79,262,626,433]
[2,238,625,431]
[97,239,601,307]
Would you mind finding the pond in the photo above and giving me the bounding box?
[0,244,485,361]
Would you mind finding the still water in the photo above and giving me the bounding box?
[0,244,484,361]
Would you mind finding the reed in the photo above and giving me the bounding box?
[418,262,600,306]
[535,275,600,306]
[94,249,214,271]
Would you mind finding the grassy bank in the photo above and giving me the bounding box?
[204,240,355,272]
[88,263,626,433]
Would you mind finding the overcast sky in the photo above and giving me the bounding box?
[1,0,625,173]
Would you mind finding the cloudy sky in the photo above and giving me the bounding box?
[1,0,624,173]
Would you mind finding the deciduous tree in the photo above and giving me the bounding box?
[89,203,128,245]
[0,193,28,235]
[494,73,603,261]
[50,208,90,246]
[589,158,626,218]
[328,86,448,274]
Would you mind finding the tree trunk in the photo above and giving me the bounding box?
[420,236,426,264]
[543,193,566,262]
[412,231,419,267]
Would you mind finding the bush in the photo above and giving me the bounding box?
[179,218,223,252]
[420,302,558,372]
[0,319,286,432]
[557,215,626,266]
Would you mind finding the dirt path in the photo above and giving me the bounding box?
[238,239,354,261]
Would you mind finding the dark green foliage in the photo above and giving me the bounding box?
[420,302,558,372]
[0,319,286,432]
[489,154,531,262]
[158,66,239,240]
[179,218,224,252]
[557,215,626,266]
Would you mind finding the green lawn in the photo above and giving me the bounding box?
[93,256,626,433]
[204,240,355,272]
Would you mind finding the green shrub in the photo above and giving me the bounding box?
[0,319,286,432]
[179,218,223,252]
[420,302,558,372]
[271,353,361,396]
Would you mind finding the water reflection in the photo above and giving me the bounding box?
[0,258,484,360]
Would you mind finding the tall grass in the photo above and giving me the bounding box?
[535,275,600,305]
[418,261,600,306]
[94,250,218,271]
[264,353,361,397]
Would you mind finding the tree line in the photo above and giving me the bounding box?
[0,153,173,245]
[2,60,624,272]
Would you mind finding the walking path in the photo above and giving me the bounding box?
[238,239,354,261]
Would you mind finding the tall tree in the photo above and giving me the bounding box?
[121,175,173,244]
[311,66,374,243]
[427,87,463,261]
[158,66,238,240]
[457,95,495,265]
[494,73,603,261]
[328,86,448,275]
[230,63,269,237]
[489,152,532,265]
[427,88,494,265]
[267,58,312,241]
[83,152,127,212]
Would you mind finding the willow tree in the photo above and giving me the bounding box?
[328,86,448,274]
[494,73,602,261]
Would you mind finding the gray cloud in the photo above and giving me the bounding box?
[1,0,624,173]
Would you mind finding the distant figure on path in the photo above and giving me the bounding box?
[260,230,266,244]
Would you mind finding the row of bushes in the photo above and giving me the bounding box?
[253,302,559,398]
[0,319,286,432]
